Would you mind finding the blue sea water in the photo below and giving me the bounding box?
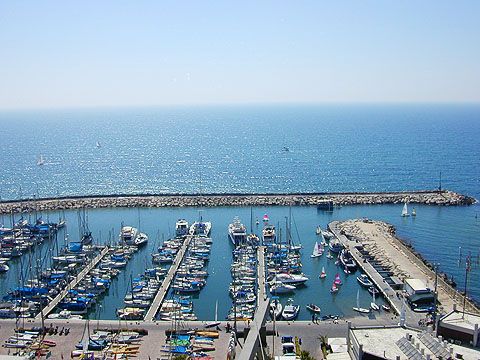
[0,104,479,319]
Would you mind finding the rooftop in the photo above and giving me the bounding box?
[351,326,480,360]
[441,310,480,331]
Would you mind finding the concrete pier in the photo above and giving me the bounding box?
[35,246,110,320]
[144,235,193,321]
[237,246,270,360]
[0,189,475,215]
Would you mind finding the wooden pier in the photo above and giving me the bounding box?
[35,246,110,320]
[237,245,270,360]
[144,235,193,321]
[328,221,423,325]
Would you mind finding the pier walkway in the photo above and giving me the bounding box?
[36,246,110,320]
[328,222,423,326]
[237,246,270,360]
[144,235,193,321]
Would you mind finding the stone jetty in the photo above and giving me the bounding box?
[0,189,475,214]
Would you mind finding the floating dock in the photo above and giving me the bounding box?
[237,245,270,360]
[35,246,110,320]
[143,235,193,321]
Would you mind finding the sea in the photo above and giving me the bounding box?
[0,104,479,320]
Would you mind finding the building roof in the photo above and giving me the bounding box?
[405,278,429,292]
[440,310,480,331]
[351,326,480,360]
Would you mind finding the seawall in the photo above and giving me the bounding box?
[0,189,475,214]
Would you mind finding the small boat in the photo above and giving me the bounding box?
[353,290,370,314]
[334,273,342,286]
[37,154,46,166]
[263,214,269,223]
[310,241,322,258]
[269,281,296,294]
[339,249,357,272]
[326,251,334,259]
[357,274,373,287]
[330,282,339,293]
[306,304,321,313]
[269,298,282,320]
[205,301,220,328]
[368,286,380,297]
[175,219,189,238]
[382,304,391,312]
[329,240,343,253]
[401,203,410,217]
[412,207,416,217]
[281,299,300,321]
[319,266,326,279]
[0,261,9,273]
[370,291,380,311]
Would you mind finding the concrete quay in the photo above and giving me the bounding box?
[0,189,475,214]
[143,235,192,321]
[35,246,110,320]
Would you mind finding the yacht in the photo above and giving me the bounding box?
[281,299,300,321]
[228,217,247,246]
[339,249,357,273]
[189,221,212,237]
[328,239,343,253]
[175,219,189,238]
[357,274,373,287]
[262,225,276,246]
[120,226,139,245]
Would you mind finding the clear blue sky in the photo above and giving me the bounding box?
[0,1,479,109]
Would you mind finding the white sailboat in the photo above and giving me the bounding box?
[319,266,326,279]
[310,241,322,258]
[205,300,220,328]
[37,155,46,166]
[401,203,410,217]
[370,290,380,311]
[353,289,370,313]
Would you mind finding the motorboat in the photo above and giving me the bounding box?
[339,249,357,272]
[175,219,189,238]
[382,304,391,312]
[281,299,300,321]
[357,274,373,287]
[306,304,321,313]
[269,298,283,320]
[189,220,212,237]
[269,281,296,294]
[262,225,276,246]
[273,273,309,285]
[120,226,139,246]
[328,239,343,253]
[134,232,148,246]
[228,217,247,246]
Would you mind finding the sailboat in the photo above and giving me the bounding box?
[353,289,370,313]
[96,141,101,148]
[310,241,322,258]
[412,207,417,217]
[37,155,46,166]
[401,203,410,217]
[319,267,326,279]
[370,290,380,311]
[334,273,342,286]
[330,281,338,293]
[205,301,220,328]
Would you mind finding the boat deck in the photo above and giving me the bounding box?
[35,246,110,320]
[143,235,193,321]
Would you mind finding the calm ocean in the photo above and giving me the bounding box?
[0,104,479,319]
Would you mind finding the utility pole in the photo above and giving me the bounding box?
[462,255,471,319]
[433,263,439,330]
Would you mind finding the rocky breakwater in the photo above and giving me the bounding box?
[0,189,475,215]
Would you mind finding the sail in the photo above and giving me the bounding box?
[401,203,409,216]
[312,242,319,256]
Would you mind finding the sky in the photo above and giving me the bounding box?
[0,1,479,109]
